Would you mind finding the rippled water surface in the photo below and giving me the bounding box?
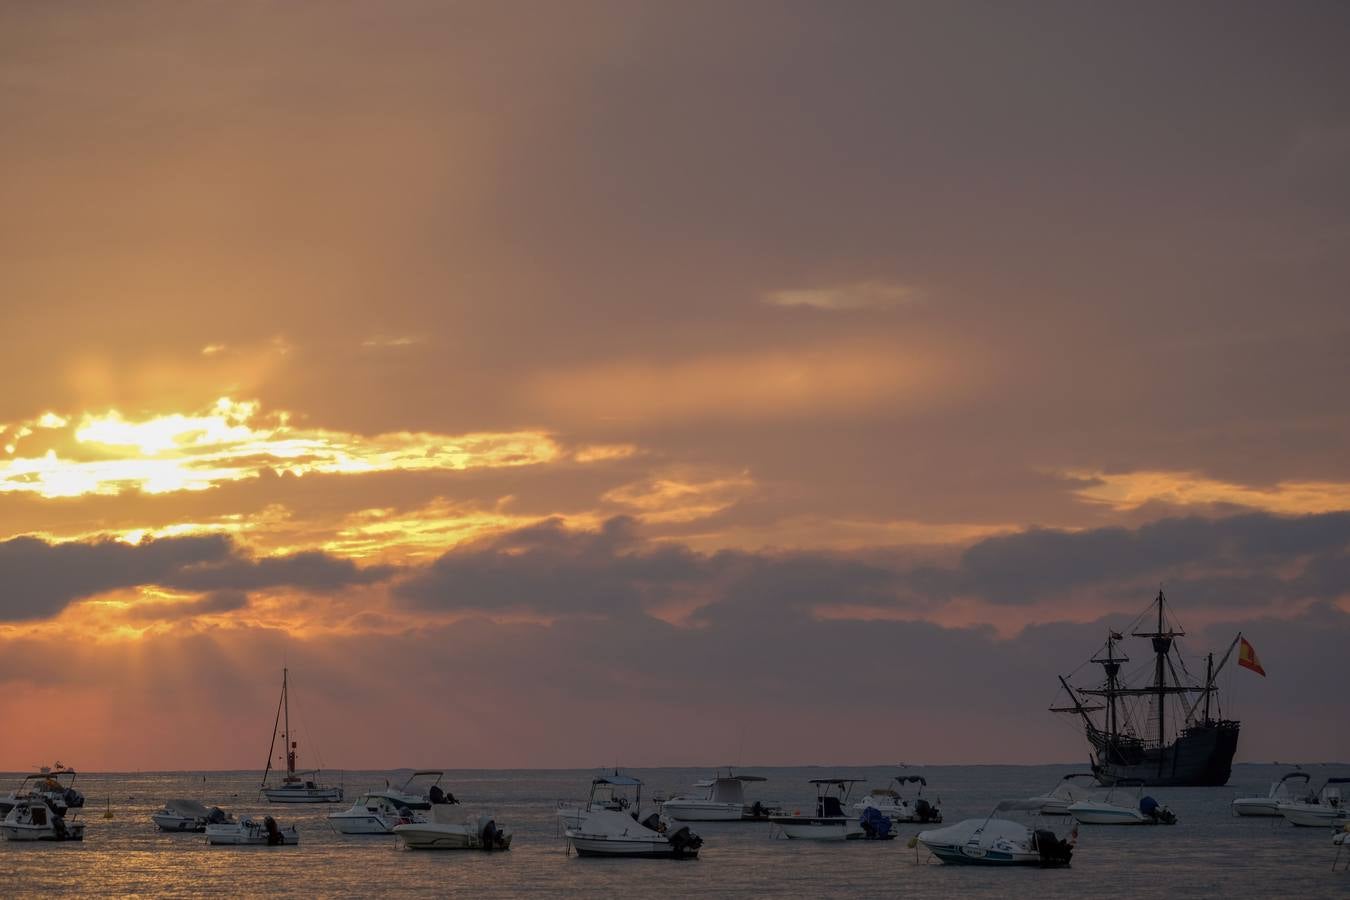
[4,764,1346,897]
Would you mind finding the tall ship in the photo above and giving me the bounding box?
[1052,590,1248,786]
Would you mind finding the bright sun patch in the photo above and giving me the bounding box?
[0,398,561,499]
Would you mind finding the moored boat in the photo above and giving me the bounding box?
[1026,773,1098,816]
[329,793,421,835]
[205,815,300,845]
[1,797,85,842]
[1279,778,1350,827]
[1069,779,1175,825]
[772,782,874,847]
[561,773,702,859]
[916,800,1074,867]
[152,798,235,832]
[1051,591,1261,786]
[662,771,777,822]
[1232,771,1315,817]
[0,764,85,816]
[393,805,512,850]
[259,667,343,804]
[855,774,942,823]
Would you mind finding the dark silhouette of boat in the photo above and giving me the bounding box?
[1052,590,1245,786]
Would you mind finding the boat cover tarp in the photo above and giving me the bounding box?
[164,798,211,817]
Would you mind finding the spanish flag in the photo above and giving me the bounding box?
[1237,636,1266,677]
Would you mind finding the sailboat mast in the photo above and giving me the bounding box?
[284,667,294,777]
[1203,652,1213,722]
[1155,593,1166,749]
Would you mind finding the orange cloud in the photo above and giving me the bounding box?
[1065,468,1350,515]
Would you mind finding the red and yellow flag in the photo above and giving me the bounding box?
[1237,636,1266,677]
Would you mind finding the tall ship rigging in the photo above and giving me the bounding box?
[1052,590,1252,787]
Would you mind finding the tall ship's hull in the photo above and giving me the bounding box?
[1088,720,1240,787]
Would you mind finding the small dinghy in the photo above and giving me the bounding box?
[1279,778,1350,827]
[855,774,942,823]
[1232,771,1315,817]
[393,806,512,850]
[205,815,300,845]
[152,799,235,833]
[1069,779,1175,825]
[561,773,702,859]
[916,800,1075,867]
[1,797,85,842]
[770,779,894,841]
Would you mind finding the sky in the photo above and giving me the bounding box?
[0,1,1347,771]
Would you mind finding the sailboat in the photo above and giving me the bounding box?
[260,668,344,803]
[1051,590,1250,787]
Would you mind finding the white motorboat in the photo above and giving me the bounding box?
[0,764,85,816]
[375,771,452,810]
[152,798,235,832]
[1232,771,1316,817]
[662,771,776,822]
[769,779,894,841]
[916,799,1074,867]
[561,774,703,859]
[1026,773,1099,816]
[1279,778,1350,827]
[855,774,942,823]
[1,797,85,842]
[393,805,512,850]
[1069,779,1176,825]
[259,667,344,804]
[205,815,300,845]
[329,793,423,835]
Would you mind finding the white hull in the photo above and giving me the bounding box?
[205,822,300,845]
[395,823,511,850]
[567,833,689,857]
[917,816,1071,867]
[1068,802,1148,825]
[661,801,743,822]
[330,813,398,835]
[1232,798,1281,817]
[1,822,85,842]
[152,813,204,832]
[1281,804,1350,827]
[262,787,343,804]
[772,817,864,841]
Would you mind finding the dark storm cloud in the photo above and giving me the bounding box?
[397,512,1350,619]
[0,534,395,621]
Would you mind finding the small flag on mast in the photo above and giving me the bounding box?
[1237,636,1265,677]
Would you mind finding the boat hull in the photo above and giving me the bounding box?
[205,824,300,845]
[769,816,865,841]
[1,823,85,842]
[1280,804,1350,827]
[152,814,204,832]
[330,813,398,835]
[262,787,344,804]
[921,842,1042,866]
[394,824,511,850]
[1231,798,1281,817]
[568,834,696,858]
[1089,720,1239,787]
[661,801,743,822]
[1068,804,1148,825]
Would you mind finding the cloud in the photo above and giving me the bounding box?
[0,397,561,498]
[1064,468,1350,515]
[0,533,394,621]
[763,280,921,311]
[123,589,250,622]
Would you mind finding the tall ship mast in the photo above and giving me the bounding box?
[1052,590,1245,786]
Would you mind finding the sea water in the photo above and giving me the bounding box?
[2,763,1344,897]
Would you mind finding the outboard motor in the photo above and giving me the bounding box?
[206,807,227,825]
[429,785,458,805]
[479,818,505,851]
[263,815,284,845]
[1140,796,1176,825]
[859,807,893,840]
[667,825,702,858]
[63,788,84,809]
[1033,829,1073,867]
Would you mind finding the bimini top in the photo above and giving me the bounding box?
[808,779,864,785]
[1277,772,1310,784]
[717,775,766,783]
[593,775,643,787]
[895,775,927,786]
[1060,773,1097,782]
